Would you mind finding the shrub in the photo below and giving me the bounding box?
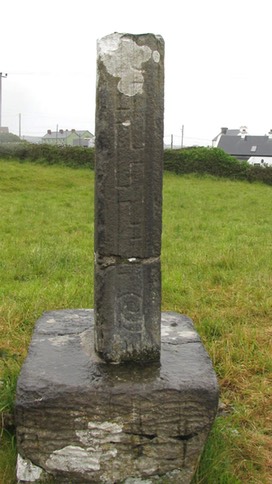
[164,147,248,179]
[246,164,272,185]
[164,147,272,185]
[0,143,95,169]
[0,132,22,143]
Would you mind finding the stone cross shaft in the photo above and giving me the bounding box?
[94,33,164,363]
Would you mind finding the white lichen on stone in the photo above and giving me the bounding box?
[152,50,160,63]
[17,454,43,482]
[88,420,123,432]
[48,334,73,346]
[77,420,123,446]
[98,33,157,96]
[46,445,101,472]
[178,330,197,339]
[161,323,198,342]
[124,478,153,484]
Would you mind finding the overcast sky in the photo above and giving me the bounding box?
[2,0,272,146]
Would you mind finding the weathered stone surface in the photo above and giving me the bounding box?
[95,33,164,258]
[94,33,164,362]
[15,310,219,483]
[16,454,43,482]
[94,258,161,362]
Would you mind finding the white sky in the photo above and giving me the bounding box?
[2,0,272,146]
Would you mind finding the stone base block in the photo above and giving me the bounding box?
[15,310,219,483]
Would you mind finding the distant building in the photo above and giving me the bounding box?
[22,136,43,144]
[0,127,9,134]
[43,129,94,147]
[213,127,272,166]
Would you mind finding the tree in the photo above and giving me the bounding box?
[0,132,22,143]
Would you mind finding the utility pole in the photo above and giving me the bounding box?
[0,73,8,128]
[181,124,184,149]
[19,113,22,138]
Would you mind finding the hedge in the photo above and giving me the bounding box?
[0,143,95,169]
[164,147,272,185]
[1,143,272,186]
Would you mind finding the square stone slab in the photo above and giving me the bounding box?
[16,310,219,483]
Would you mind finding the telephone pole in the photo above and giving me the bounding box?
[181,124,184,149]
[0,73,8,128]
[19,113,22,138]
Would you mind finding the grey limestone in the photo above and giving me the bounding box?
[94,257,161,363]
[16,310,219,484]
[94,33,164,362]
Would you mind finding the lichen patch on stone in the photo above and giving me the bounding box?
[178,330,197,339]
[152,50,160,63]
[46,445,101,472]
[98,33,153,96]
[76,420,123,446]
[48,334,73,346]
[16,454,43,482]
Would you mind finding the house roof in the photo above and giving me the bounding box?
[43,129,94,140]
[212,128,240,142]
[223,129,240,136]
[22,136,43,144]
[218,134,272,157]
[76,130,94,138]
[43,130,74,140]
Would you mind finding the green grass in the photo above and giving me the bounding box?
[1,161,272,483]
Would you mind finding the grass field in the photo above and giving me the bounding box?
[0,160,271,483]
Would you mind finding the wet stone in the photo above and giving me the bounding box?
[94,33,165,362]
[15,310,219,484]
[94,259,161,363]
